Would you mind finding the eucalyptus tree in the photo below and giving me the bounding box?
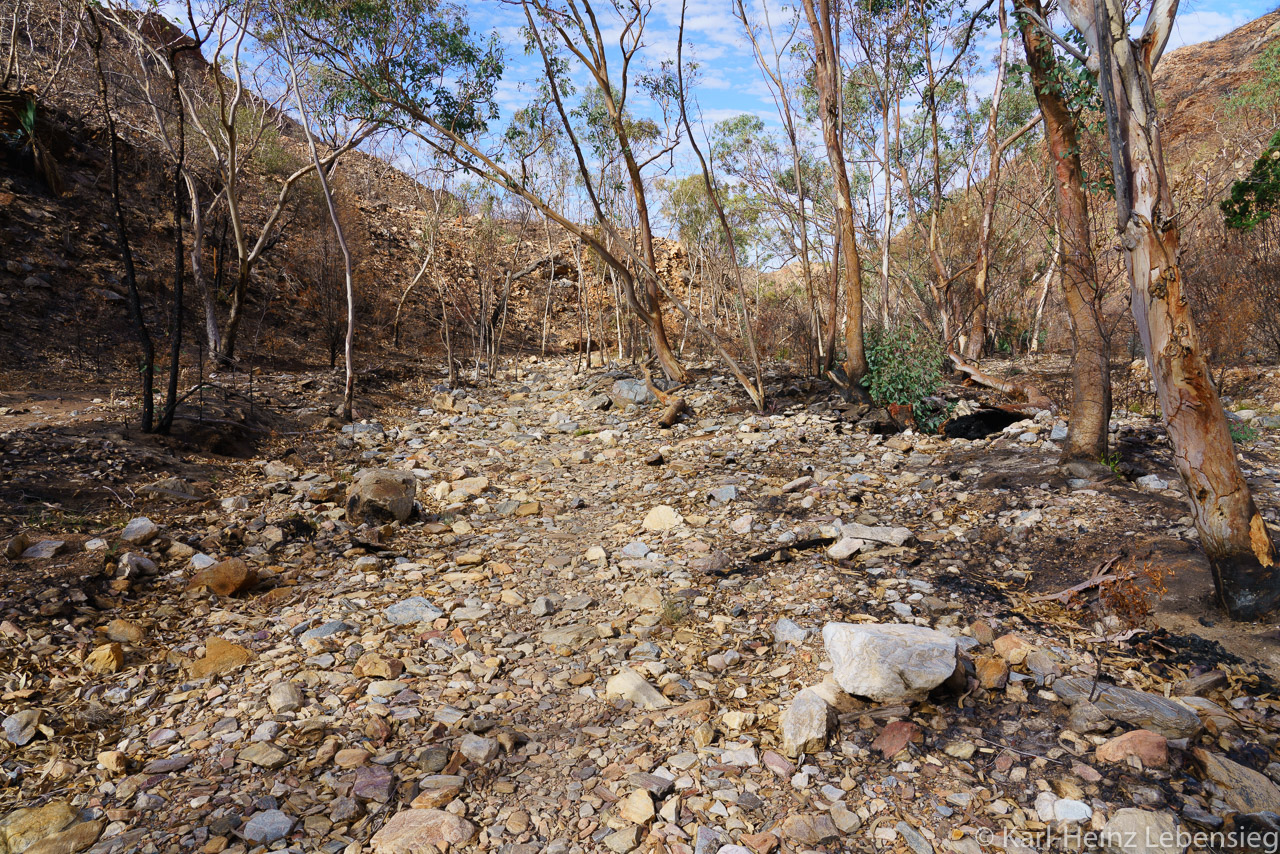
[733,0,830,370]
[294,0,768,407]
[1059,0,1280,617]
[1014,0,1110,462]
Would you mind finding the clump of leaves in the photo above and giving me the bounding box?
[659,597,689,627]
[1100,451,1123,476]
[863,323,944,419]
[1100,558,1170,630]
[1222,128,1280,231]
[1230,421,1259,445]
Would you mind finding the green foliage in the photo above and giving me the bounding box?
[862,323,943,409]
[290,0,503,137]
[1100,451,1123,476]
[1230,421,1259,445]
[1227,41,1280,121]
[1222,129,1280,231]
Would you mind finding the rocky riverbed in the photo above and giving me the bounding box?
[4,358,1280,854]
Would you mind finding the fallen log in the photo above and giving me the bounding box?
[948,350,1055,411]
[640,358,690,427]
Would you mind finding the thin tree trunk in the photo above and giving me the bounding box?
[1074,0,1279,618]
[279,18,355,420]
[158,50,187,435]
[1019,0,1112,462]
[89,11,153,432]
[965,1,1012,361]
[801,0,867,384]
[1029,229,1059,353]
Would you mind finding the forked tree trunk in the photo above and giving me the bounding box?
[965,3,1012,362]
[1068,0,1280,617]
[1017,0,1111,462]
[801,0,868,384]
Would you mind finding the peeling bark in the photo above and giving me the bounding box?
[1072,0,1280,618]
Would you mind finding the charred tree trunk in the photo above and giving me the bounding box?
[158,50,187,435]
[1018,0,1111,462]
[89,12,153,432]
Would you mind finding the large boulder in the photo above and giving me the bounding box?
[346,470,417,524]
[611,378,655,405]
[823,623,959,702]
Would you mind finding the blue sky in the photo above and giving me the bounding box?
[469,0,1277,141]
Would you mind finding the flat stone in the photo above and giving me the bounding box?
[603,827,642,853]
[20,540,65,560]
[353,765,396,802]
[23,819,103,854]
[1102,809,1186,854]
[460,734,499,765]
[838,522,912,546]
[606,668,671,709]
[642,505,684,532]
[370,809,478,853]
[823,622,958,702]
[241,809,293,844]
[120,517,159,544]
[384,596,444,626]
[410,775,465,809]
[238,742,288,770]
[3,708,43,746]
[300,620,355,642]
[268,681,304,714]
[0,801,77,853]
[1055,678,1202,738]
[827,537,865,560]
[1193,748,1280,813]
[773,618,809,645]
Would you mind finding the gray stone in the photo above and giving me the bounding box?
[267,682,303,714]
[346,469,417,523]
[241,809,293,844]
[1055,678,1202,738]
[611,379,654,405]
[300,620,356,641]
[459,734,499,765]
[620,541,651,559]
[20,540,65,560]
[384,597,443,625]
[709,485,738,503]
[838,522,913,546]
[120,517,159,545]
[773,618,810,645]
[2,709,41,746]
[1102,809,1186,854]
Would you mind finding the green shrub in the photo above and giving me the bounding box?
[1230,421,1259,445]
[862,324,944,409]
